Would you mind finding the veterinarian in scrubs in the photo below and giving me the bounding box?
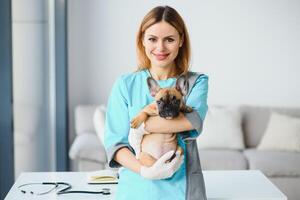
[104,6,208,200]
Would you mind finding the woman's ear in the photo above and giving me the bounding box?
[179,35,184,47]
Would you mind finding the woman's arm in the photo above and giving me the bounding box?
[114,147,141,174]
[144,112,194,133]
[114,147,184,180]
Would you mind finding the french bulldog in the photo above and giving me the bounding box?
[130,74,193,167]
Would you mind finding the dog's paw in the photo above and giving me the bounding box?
[181,105,193,113]
[130,117,143,128]
[186,106,193,113]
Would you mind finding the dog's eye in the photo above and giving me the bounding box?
[157,100,161,105]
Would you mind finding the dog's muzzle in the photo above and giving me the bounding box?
[159,107,180,119]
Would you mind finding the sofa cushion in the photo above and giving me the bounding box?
[244,149,300,177]
[197,107,245,150]
[199,149,248,170]
[69,133,107,163]
[93,105,106,145]
[75,105,98,134]
[240,106,300,148]
[257,112,300,152]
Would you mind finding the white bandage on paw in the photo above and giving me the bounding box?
[128,122,148,159]
[138,122,149,134]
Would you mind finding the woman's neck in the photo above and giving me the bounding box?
[148,66,177,80]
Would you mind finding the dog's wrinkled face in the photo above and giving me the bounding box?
[147,75,188,119]
[154,88,182,119]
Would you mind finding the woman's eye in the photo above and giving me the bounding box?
[166,38,174,42]
[148,38,156,42]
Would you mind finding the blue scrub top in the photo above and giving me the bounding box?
[104,69,208,200]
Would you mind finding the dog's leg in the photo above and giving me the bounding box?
[143,102,159,116]
[180,104,193,113]
[166,146,184,163]
[139,152,157,167]
[130,102,158,128]
[176,146,184,155]
[130,112,148,128]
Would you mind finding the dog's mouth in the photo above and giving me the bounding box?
[159,110,180,119]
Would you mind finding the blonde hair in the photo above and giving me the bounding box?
[136,6,191,75]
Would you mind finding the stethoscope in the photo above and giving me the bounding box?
[18,182,111,195]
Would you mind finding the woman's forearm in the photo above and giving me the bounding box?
[114,113,193,172]
[144,113,193,133]
[114,147,141,174]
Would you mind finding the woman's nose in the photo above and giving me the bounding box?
[156,40,165,51]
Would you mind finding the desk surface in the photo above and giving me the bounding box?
[5,170,287,200]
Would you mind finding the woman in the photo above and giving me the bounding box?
[104,5,208,200]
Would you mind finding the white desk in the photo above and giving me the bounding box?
[5,170,287,200]
[204,170,286,200]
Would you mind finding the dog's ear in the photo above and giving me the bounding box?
[147,77,161,97]
[176,74,189,96]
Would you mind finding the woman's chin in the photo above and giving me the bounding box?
[151,61,173,68]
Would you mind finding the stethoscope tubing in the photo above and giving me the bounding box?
[18,182,111,195]
[57,190,111,195]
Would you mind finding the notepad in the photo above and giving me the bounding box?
[87,169,118,184]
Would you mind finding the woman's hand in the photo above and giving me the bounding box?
[140,150,184,180]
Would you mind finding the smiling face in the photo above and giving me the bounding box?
[142,21,183,69]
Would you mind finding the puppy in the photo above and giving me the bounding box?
[130,75,193,167]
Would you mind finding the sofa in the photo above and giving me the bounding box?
[69,104,300,200]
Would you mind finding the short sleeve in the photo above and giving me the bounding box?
[184,74,209,139]
[104,76,134,168]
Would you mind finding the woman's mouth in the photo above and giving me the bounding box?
[153,53,169,61]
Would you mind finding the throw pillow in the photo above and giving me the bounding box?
[257,112,300,152]
[93,105,106,145]
[197,106,245,150]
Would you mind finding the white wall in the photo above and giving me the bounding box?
[12,0,54,177]
[68,0,300,140]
